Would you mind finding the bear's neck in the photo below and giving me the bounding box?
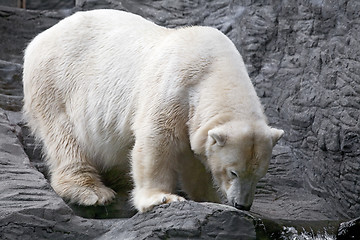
[188,60,266,155]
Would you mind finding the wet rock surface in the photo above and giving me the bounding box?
[1,0,359,239]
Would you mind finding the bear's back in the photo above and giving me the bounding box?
[25,10,168,60]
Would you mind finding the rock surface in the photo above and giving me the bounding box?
[1,0,360,239]
[99,202,260,240]
[0,109,110,240]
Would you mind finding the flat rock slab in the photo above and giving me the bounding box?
[99,201,258,240]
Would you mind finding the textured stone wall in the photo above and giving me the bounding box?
[236,0,360,217]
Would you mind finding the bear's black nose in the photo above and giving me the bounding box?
[234,203,251,211]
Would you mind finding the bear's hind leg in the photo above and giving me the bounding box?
[51,163,116,206]
[40,115,116,206]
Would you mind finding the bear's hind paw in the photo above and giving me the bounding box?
[55,184,116,206]
[82,186,116,206]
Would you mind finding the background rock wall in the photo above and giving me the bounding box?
[0,0,359,233]
[236,0,360,218]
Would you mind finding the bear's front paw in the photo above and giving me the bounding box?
[133,190,185,212]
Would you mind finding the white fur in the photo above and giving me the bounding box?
[23,9,283,212]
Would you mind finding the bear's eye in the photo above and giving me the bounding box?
[229,170,238,179]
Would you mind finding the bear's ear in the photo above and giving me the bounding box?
[208,129,227,147]
[270,128,284,146]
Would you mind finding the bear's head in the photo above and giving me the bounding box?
[205,121,284,211]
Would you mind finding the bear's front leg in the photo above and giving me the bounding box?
[132,188,185,213]
[178,152,220,203]
[131,140,185,212]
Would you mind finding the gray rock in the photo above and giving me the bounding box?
[99,201,258,240]
[0,109,111,240]
[0,6,73,64]
[0,60,23,111]
[26,0,75,10]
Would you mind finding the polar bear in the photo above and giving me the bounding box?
[23,9,284,212]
